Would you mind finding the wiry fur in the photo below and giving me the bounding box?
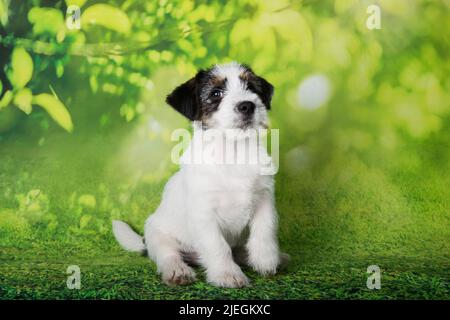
[113,62,288,288]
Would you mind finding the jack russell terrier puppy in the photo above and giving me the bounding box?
[113,62,288,288]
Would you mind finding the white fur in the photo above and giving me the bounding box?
[113,63,284,288]
[112,220,146,253]
[208,62,269,130]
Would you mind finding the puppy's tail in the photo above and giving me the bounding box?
[112,220,146,255]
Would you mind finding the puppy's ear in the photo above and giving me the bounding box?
[254,76,274,110]
[166,71,205,121]
[243,65,274,109]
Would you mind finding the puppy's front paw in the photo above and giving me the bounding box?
[161,261,196,286]
[207,267,249,288]
[248,252,280,276]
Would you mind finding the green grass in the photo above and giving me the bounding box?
[0,116,449,300]
[1,245,448,299]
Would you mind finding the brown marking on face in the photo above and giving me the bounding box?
[239,66,274,109]
[239,68,253,82]
[209,74,226,88]
[198,73,227,126]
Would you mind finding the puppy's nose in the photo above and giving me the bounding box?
[236,101,256,115]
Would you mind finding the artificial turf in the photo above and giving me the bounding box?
[0,115,449,300]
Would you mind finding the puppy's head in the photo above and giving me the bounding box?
[166,62,274,130]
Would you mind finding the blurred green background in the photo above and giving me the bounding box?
[0,0,449,299]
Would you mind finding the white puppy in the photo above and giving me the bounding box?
[113,62,288,288]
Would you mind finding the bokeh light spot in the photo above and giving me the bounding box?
[297,74,332,110]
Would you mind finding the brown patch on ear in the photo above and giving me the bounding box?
[240,67,274,109]
[239,69,251,82]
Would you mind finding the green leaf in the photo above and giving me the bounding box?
[13,88,33,114]
[0,91,13,109]
[56,61,64,78]
[66,0,87,7]
[7,47,33,89]
[79,214,92,229]
[78,194,96,208]
[28,7,65,36]
[0,0,9,26]
[32,93,73,132]
[89,76,98,93]
[81,4,131,34]
[28,7,65,35]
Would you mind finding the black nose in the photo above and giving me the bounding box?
[236,101,256,115]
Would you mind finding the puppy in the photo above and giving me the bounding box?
[113,62,288,288]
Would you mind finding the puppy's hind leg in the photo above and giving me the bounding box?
[144,222,196,286]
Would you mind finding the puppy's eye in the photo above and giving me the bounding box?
[210,89,223,99]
